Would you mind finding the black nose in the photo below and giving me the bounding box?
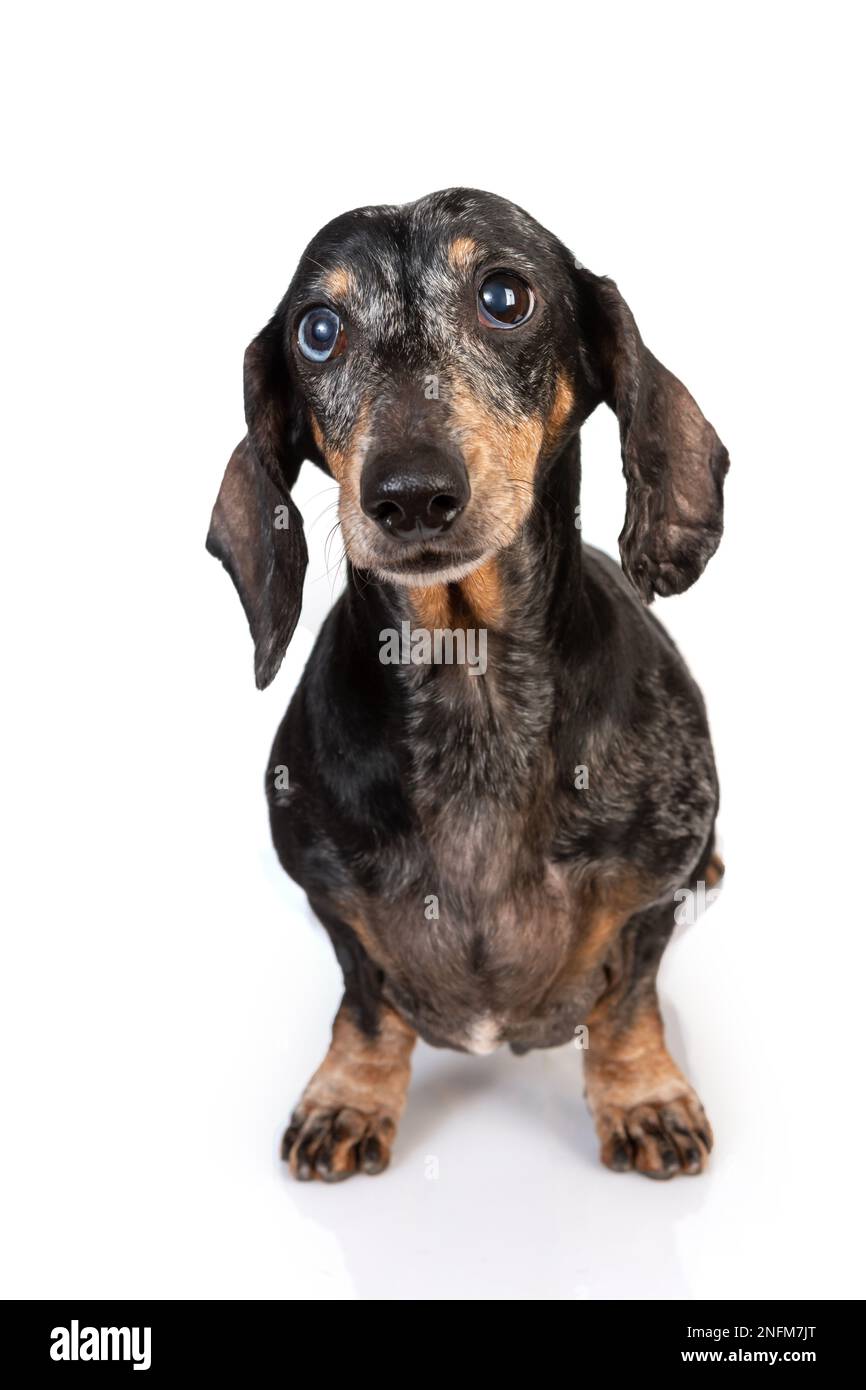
[360,448,470,541]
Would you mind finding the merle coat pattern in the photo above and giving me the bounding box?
[207,189,728,1182]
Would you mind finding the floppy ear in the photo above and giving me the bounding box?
[206,315,310,689]
[575,268,729,603]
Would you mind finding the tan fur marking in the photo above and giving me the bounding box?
[343,911,385,965]
[460,556,504,627]
[557,876,653,993]
[309,411,327,459]
[409,558,504,632]
[448,236,478,272]
[586,1005,683,1109]
[284,1002,416,1181]
[300,1003,415,1118]
[449,383,544,541]
[704,852,725,889]
[322,265,354,302]
[543,372,576,452]
[584,995,713,1178]
[409,585,454,631]
[310,401,370,484]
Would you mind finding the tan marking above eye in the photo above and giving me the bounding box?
[321,265,355,302]
[448,236,478,273]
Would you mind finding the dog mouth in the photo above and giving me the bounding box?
[371,545,492,587]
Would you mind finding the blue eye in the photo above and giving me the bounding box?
[298,307,345,362]
[478,273,534,328]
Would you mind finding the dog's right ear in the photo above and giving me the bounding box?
[206,314,311,690]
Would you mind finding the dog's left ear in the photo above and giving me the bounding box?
[206,314,310,689]
[574,267,730,602]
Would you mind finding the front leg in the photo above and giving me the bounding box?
[282,999,416,1182]
[584,903,713,1179]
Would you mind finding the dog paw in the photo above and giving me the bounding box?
[280,1104,397,1182]
[595,1093,713,1180]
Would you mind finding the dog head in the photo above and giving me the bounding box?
[208,188,729,686]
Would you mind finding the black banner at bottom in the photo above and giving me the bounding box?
[0,1299,855,1374]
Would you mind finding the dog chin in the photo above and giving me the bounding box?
[372,551,494,588]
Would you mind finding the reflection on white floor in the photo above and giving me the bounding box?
[279,1008,714,1301]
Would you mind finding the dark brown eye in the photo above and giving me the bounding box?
[478,273,534,328]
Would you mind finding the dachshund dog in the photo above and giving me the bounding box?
[207,189,729,1182]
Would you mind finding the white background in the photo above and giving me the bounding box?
[2,1,864,1300]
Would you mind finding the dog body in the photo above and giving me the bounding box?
[208,190,728,1180]
[269,542,718,1059]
